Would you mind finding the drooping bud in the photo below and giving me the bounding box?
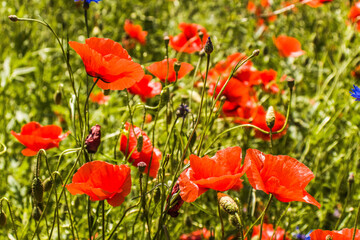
[176,103,190,119]
[166,183,184,218]
[253,49,260,56]
[217,193,239,215]
[43,177,53,192]
[85,124,101,153]
[287,78,295,89]
[174,61,181,73]
[32,206,42,221]
[137,134,144,152]
[137,162,147,173]
[229,215,241,230]
[159,87,170,110]
[0,210,6,227]
[204,37,213,55]
[8,15,18,22]
[32,178,44,204]
[265,106,276,130]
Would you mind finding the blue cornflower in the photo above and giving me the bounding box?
[176,103,190,119]
[74,0,102,3]
[350,85,360,101]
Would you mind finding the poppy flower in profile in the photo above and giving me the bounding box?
[178,146,250,202]
[119,122,161,178]
[349,2,360,31]
[352,65,360,79]
[305,0,333,8]
[258,69,280,94]
[90,91,110,104]
[66,161,131,207]
[252,223,290,240]
[124,19,148,45]
[128,75,162,102]
[310,228,360,240]
[11,122,70,156]
[245,148,321,208]
[179,228,211,240]
[273,35,305,58]
[169,23,209,54]
[252,106,287,141]
[69,37,144,90]
[146,58,193,83]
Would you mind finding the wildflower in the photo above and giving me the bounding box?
[178,147,249,202]
[11,122,70,156]
[176,103,190,119]
[74,0,102,3]
[350,85,360,101]
[349,2,360,31]
[66,161,131,207]
[128,75,162,102]
[251,106,287,140]
[166,183,184,218]
[69,37,144,90]
[146,58,193,83]
[273,35,305,58]
[169,23,209,54]
[245,148,321,208]
[252,223,291,240]
[119,122,161,178]
[305,0,333,8]
[90,92,110,104]
[351,65,360,79]
[310,228,360,240]
[85,124,101,153]
[179,228,211,240]
[258,69,280,94]
[124,19,148,45]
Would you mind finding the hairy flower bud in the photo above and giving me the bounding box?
[266,106,276,130]
[229,215,241,230]
[174,61,181,73]
[136,134,144,152]
[154,187,161,203]
[85,124,101,153]
[0,210,6,227]
[8,15,18,22]
[43,177,53,192]
[204,37,213,55]
[166,183,184,218]
[32,178,44,204]
[253,49,260,56]
[217,193,239,215]
[32,206,42,221]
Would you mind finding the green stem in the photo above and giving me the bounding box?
[102,200,105,240]
[217,198,225,240]
[259,195,274,240]
[0,198,18,240]
[352,201,360,240]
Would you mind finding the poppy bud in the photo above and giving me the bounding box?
[229,215,241,230]
[137,162,147,173]
[164,35,169,46]
[103,89,111,96]
[159,87,170,110]
[32,206,42,221]
[253,49,260,56]
[153,187,161,202]
[204,37,213,55]
[8,15,18,22]
[176,103,190,119]
[32,178,44,204]
[166,183,184,218]
[137,134,144,152]
[43,177,53,192]
[348,172,355,185]
[85,124,101,153]
[325,236,333,240]
[287,78,295,89]
[54,90,62,105]
[0,210,6,227]
[217,193,239,215]
[174,61,181,73]
[266,106,276,130]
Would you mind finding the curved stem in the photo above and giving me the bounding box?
[217,198,225,240]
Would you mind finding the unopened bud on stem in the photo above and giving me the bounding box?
[0,210,6,227]
[204,37,213,55]
[8,15,18,22]
[217,193,239,215]
[266,106,276,130]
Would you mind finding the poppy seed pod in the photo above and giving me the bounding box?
[85,124,101,154]
[253,49,260,56]
[43,177,53,192]
[348,172,355,184]
[174,61,181,73]
[137,162,147,173]
[287,78,295,89]
[0,210,6,227]
[164,35,170,46]
[217,193,239,215]
[204,37,213,55]
[32,206,42,221]
[8,15,18,22]
[266,106,276,130]
[32,178,44,203]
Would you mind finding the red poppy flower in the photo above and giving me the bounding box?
[146,58,193,83]
[247,1,256,13]
[69,37,144,90]
[179,228,211,240]
[124,19,148,45]
[273,35,305,58]
[258,69,280,94]
[90,91,110,104]
[66,161,131,207]
[349,2,360,31]
[169,23,209,54]
[252,223,290,240]
[245,148,321,208]
[310,228,360,240]
[305,0,333,8]
[119,122,161,178]
[178,147,250,202]
[128,74,162,101]
[251,106,287,140]
[352,65,360,79]
[11,122,70,156]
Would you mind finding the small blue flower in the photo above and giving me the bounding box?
[74,0,102,3]
[350,85,360,101]
[176,103,190,119]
